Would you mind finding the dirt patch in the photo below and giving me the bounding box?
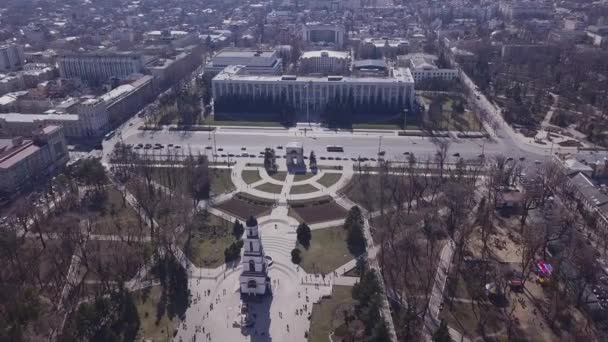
[215,193,274,220]
[288,198,347,224]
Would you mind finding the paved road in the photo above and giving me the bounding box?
[107,125,516,164]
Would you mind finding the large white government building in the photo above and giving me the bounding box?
[212,65,415,114]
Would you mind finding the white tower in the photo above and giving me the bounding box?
[239,216,270,296]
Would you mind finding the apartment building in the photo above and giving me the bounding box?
[0,44,25,72]
[58,52,144,85]
[0,125,68,193]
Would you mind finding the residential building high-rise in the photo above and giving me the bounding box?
[58,52,144,85]
[0,44,25,72]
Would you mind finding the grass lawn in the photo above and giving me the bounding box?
[341,174,396,212]
[293,172,316,182]
[179,212,234,268]
[242,169,262,184]
[290,184,318,195]
[134,286,177,341]
[317,173,342,188]
[210,168,236,194]
[87,187,146,236]
[298,227,354,274]
[151,167,235,197]
[254,182,283,194]
[308,286,359,342]
[268,171,287,182]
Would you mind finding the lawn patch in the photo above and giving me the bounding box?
[290,184,318,195]
[308,286,360,342]
[210,168,236,194]
[242,169,262,184]
[79,240,151,282]
[82,186,147,236]
[317,173,342,188]
[178,212,234,268]
[299,226,354,274]
[293,172,316,182]
[134,285,177,341]
[254,182,283,194]
[268,171,287,182]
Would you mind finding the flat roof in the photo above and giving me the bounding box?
[0,139,40,170]
[214,65,414,84]
[215,49,276,58]
[301,50,350,59]
[0,113,79,123]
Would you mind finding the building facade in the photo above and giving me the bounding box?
[299,51,351,75]
[0,44,25,72]
[58,53,144,85]
[399,53,458,82]
[0,125,68,193]
[301,23,345,48]
[212,65,415,114]
[240,216,271,296]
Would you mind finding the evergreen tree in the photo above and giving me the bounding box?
[432,320,453,342]
[296,223,312,248]
[232,220,244,239]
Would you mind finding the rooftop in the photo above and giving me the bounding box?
[214,48,276,59]
[0,138,39,170]
[214,65,414,84]
[301,50,350,59]
[0,113,79,123]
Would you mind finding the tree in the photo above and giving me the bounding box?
[224,240,244,263]
[296,223,312,248]
[232,220,244,239]
[309,151,317,169]
[291,248,302,264]
[344,206,366,256]
[71,158,107,188]
[432,320,453,342]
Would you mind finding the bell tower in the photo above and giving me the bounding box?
[239,216,270,296]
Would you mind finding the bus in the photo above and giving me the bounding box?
[103,131,116,140]
[326,145,344,152]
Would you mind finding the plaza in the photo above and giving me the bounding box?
[170,159,361,342]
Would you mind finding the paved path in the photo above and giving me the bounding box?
[423,240,456,340]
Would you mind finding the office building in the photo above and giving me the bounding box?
[212,65,415,114]
[398,53,458,82]
[299,51,351,75]
[0,44,25,72]
[204,48,282,76]
[360,38,409,58]
[0,125,68,193]
[58,52,144,85]
[301,23,345,48]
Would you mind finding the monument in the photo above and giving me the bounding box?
[239,216,271,296]
[286,141,305,173]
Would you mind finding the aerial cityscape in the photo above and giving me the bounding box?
[1,0,608,341]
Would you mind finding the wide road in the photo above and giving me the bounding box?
[104,122,540,166]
